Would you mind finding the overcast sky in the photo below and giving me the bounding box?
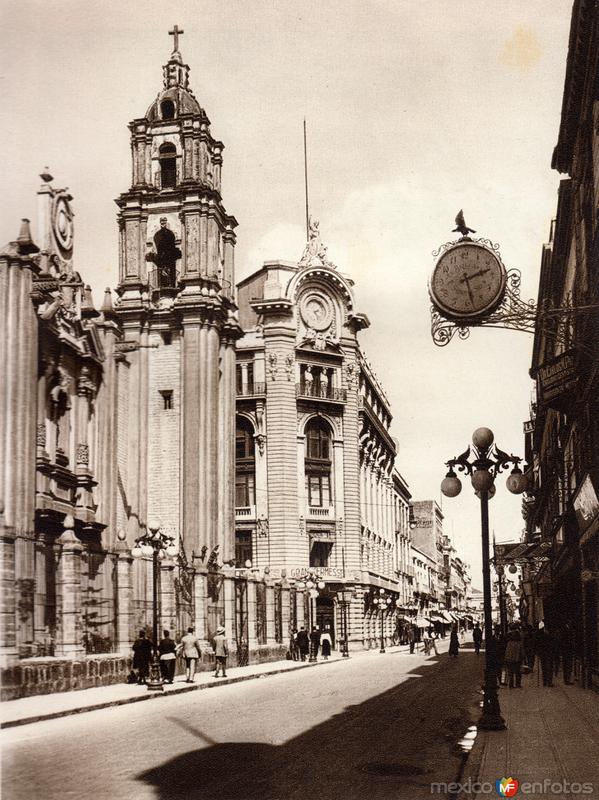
[2,0,573,587]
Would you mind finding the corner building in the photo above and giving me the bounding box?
[234,229,412,650]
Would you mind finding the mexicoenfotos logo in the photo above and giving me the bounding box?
[496,778,519,797]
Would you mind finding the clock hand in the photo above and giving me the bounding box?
[468,268,491,280]
[461,272,475,307]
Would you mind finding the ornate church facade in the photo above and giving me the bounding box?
[1,33,414,697]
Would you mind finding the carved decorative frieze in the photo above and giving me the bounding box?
[36,424,47,448]
[76,443,89,466]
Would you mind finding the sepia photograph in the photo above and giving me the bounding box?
[0,1,598,798]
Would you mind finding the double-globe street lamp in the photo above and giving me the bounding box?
[304,575,326,662]
[441,427,527,731]
[131,520,178,691]
[372,588,392,653]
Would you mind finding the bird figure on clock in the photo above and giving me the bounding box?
[452,210,476,238]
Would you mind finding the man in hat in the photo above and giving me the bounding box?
[213,625,229,678]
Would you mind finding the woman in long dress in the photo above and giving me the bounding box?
[449,624,460,658]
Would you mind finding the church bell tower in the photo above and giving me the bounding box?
[115,27,241,565]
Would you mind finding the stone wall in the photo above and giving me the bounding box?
[1,654,130,701]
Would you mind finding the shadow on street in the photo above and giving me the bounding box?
[137,649,481,800]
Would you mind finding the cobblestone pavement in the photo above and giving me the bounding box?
[2,641,481,800]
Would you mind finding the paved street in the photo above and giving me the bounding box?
[2,644,481,800]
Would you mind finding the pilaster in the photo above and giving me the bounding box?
[55,517,85,658]
[115,535,133,654]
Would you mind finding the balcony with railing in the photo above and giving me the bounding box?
[296,382,346,403]
[236,382,266,398]
[235,505,257,520]
[306,505,335,519]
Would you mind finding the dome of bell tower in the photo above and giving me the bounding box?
[145,26,203,121]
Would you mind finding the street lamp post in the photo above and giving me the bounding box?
[305,576,326,661]
[131,520,178,691]
[372,588,392,653]
[338,589,352,658]
[441,427,526,731]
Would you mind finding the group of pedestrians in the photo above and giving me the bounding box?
[289,625,333,661]
[475,619,578,689]
[131,624,229,685]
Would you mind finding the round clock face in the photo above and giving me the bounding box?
[299,292,333,331]
[430,243,506,320]
[52,196,74,255]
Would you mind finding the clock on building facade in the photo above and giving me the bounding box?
[429,240,507,321]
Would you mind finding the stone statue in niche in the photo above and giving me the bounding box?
[146,218,181,288]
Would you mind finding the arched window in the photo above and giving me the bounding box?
[235,417,255,508]
[161,99,175,120]
[304,418,332,508]
[159,143,177,189]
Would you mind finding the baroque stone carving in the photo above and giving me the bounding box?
[346,362,357,389]
[76,443,89,466]
[257,515,269,538]
[285,354,294,381]
[36,424,47,448]
[299,216,336,269]
[267,353,278,381]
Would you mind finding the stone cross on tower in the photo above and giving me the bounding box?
[169,25,184,53]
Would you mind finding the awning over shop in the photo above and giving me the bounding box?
[494,540,550,565]
[441,611,455,624]
[414,616,430,628]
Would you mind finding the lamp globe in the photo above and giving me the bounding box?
[506,468,525,495]
[472,427,494,450]
[441,473,462,498]
[471,469,494,492]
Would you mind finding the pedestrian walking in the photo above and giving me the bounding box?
[289,629,299,661]
[521,624,534,672]
[158,629,177,684]
[132,629,152,685]
[407,624,416,654]
[178,626,202,683]
[213,625,228,678]
[309,626,321,661]
[320,627,332,660]
[296,626,309,661]
[534,622,555,687]
[559,621,575,685]
[504,629,524,688]
[472,623,483,656]
[448,624,460,658]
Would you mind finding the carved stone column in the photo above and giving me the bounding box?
[55,516,84,658]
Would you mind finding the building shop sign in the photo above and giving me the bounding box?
[290,567,345,579]
[573,474,599,531]
[538,349,577,409]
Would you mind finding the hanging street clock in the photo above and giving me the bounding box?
[429,239,507,321]
[428,211,530,347]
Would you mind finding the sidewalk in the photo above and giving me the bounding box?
[0,643,411,730]
[461,670,599,798]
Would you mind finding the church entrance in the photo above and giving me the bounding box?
[316,596,335,647]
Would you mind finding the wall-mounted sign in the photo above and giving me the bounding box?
[573,474,599,532]
[290,567,344,579]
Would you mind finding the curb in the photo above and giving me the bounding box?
[0,656,342,730]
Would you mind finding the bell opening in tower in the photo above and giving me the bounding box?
[159,143,177,188]
[161,99,175,119]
